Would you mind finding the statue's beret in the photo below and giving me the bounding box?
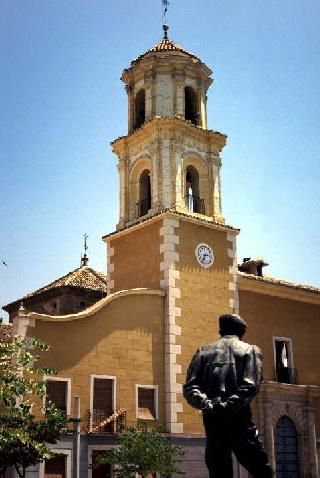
[219,314,248,331]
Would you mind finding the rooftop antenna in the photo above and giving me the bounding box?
[162,0,169,39]
[81,233,89,267]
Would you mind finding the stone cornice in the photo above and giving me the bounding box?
[102,209,239,242]
[239,273,320,304]
[261,382,320,398]
[111,117,227,156]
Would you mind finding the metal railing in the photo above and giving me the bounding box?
[84,409,126,434]
[185,194,205,215]
[136,197,151,218]
[275,367,298,385]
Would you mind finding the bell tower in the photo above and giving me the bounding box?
[104,28,239,435]
[112,26,226,230]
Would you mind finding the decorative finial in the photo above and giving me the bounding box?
[81,233,89,267]
[163,24,169,39]
[162,0,169,37]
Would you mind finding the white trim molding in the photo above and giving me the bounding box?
[39,448,72,478]
[135,384,159,420]
[43,376,72,416]
[160,217,183,434]
[273,336,295,380]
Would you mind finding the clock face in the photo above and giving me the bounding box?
[195,243,214,268]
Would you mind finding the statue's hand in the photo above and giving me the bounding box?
[203,397,226,415]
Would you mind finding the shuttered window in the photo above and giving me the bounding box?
[93,378,113,412]
[46,380,67,412]
[44,454,66,478]
[137,387,157,420]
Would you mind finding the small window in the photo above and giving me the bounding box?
[136,386,158,420]
[46,379,69,412]
[274,338,296,384]
[45,454,66,478]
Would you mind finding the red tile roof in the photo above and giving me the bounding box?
[131,36,199,65]
[239,272,320,294]
[3,266,108,311]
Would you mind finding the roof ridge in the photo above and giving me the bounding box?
[239,271,320,294]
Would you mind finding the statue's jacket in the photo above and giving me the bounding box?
[183,335,263,416]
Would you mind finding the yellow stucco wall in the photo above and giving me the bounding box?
[239,289,320,385]
[28,292,165,428]
[175,220,236,433]
[110,221,161,292]
[239,287,320,434]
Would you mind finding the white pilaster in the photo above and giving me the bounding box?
[160,217,183,434]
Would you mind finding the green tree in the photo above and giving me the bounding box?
[0,336,67,478]
[94,423,184,478]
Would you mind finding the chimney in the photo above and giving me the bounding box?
[238,257,269,277]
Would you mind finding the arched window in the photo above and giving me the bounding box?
[275,416,300,477]
[134,89,145,129]
[186,166,204,214]
[185,86,198,125]
[137,169,151,217]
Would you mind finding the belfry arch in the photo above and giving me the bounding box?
[138,169,151,217]
[134,89,145,129]
[185,86,198,125]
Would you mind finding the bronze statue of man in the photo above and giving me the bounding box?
[183,313,272,477]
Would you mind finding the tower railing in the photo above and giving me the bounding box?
[185,195,205,215]
[136,197,151,218]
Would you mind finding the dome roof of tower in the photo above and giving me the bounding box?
[131,35,200,66]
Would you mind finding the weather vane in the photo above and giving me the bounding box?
[81,233,89,267]
[162,0,170,38]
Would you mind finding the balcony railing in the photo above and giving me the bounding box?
[84,408,126,434]
[275,367,298,385]
[185,194,205,215]
[136,197,151,218]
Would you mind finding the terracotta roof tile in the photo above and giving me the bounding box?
[131,37,199,65]
[102,207,239,240]
[3,267,108,310]
[239,272,320,294]
[24,266,108,298]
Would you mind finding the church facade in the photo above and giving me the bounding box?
[5,28,320,478]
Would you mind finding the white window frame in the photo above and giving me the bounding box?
[39,448,72,478]
[90,374,117,431]
[135,384,159,420]
[273,337,295,383]
[43,376,71,415]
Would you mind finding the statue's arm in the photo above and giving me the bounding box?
[224,345,263,414]
[183,349,212,411]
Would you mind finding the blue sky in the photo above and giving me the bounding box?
[1,0,320,319]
